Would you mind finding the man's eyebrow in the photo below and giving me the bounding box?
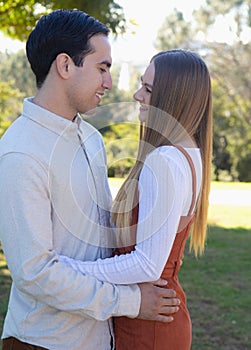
[100,60,112,68]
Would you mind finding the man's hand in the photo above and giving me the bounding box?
[137,279,180,322]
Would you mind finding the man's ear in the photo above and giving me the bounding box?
[55,53,72,79]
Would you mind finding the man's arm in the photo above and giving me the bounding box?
[0,153,179,322]
[0,153,140,320]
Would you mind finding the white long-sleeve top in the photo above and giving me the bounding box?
[60,146,202,284]
[0,98,140,350]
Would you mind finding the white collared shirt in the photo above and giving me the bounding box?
[0,98,140,350]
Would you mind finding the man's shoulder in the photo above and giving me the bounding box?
[80,119,104,145]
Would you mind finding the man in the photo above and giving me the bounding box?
[0,9,179,350]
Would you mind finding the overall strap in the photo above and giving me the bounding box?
[173,144,197,215]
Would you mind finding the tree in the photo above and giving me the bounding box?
[198,1,251,180]
[211,80,234,180]
[102,122,139,177]
[0,80,24,137]
[156,1,251,181]
[155,9,196,51]
[194,0,251,41]
[0,51,36,97]
[237,152,251,181]
[0,0,126,41]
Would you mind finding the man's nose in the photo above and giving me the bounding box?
[103,73,112,90]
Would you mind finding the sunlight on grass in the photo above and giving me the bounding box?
[208,204,251,228]
[109,178,251,229]
[211,181,251,190]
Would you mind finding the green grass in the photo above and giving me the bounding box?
[0,181,250,349]
[208,204,251,228]
[180,226,251,350]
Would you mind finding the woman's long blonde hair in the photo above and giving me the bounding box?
[112,50,212,256]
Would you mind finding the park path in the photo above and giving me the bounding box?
[209,189,251,206]
[110,182,251,207]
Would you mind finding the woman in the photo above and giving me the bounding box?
[60,49,212,349]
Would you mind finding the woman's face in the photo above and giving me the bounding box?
[133,61,155,122]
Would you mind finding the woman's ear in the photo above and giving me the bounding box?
[55,53,72,79]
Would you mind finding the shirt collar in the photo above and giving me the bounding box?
[22,97,79,137]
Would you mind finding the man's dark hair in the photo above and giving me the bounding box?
[26,9,109,88]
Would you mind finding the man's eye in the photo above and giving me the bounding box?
[100,67,106,73]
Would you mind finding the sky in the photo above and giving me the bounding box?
[0,0,247,64]
[112,0,205,64]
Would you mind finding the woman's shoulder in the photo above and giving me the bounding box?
[147,145,200,160]
[158,145,201,164]
[144,145,201,176]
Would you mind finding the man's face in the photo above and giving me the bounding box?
[69,34,112,115]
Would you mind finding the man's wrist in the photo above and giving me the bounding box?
[115,284,141,318]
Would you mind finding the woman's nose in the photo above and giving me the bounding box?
[133,88,143,102]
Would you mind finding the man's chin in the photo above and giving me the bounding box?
[84,106,97,116]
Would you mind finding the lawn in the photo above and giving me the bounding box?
[180,226,250,350]
[0,181,250,349]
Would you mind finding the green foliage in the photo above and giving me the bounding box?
[194,0,251,37]
[0,0,126,41]
[103,122,139,177]
[0,51,28,137]
[0,80,23,137]
[156,0,251,182]
[155,9,196,51]
[0,51,36,97]
[210,42,251,180]
[237,152,251,181]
